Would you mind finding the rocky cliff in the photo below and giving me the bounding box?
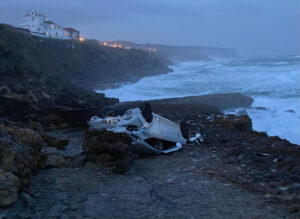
[0,24,170,89]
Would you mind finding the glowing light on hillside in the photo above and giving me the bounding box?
[103,42,107,46]
[79,37,84,42]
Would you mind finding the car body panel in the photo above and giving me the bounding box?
[88,107,186,154]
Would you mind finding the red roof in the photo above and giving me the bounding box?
[63,28,79,33]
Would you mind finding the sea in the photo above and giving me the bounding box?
[97,56,300,145]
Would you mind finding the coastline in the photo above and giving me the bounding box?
[1,23,299,218]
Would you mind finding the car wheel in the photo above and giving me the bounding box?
[179,120,189,140]
[139,102,153,123]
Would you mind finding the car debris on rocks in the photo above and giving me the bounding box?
[88,103,188,154]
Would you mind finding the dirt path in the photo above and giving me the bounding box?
[1,130,292,219]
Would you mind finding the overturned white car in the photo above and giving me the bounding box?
[88,103,188,154]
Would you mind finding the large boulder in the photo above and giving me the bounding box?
[83,130,132,173]
[0,130,45,188]
[43,154,68,169]
[213,115,252,132]
[0,123,43,151]
[43,131,69,150]
[0,170,19,207]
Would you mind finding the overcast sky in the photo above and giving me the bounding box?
[0,0,299,57]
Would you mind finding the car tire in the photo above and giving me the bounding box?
[179,120,189,140]
[139,102,153,123]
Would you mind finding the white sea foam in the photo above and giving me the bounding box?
[97,57,300,144]
[224,97,300,144]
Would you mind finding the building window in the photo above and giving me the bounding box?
[56,32,58,36]
[51,25,54,29]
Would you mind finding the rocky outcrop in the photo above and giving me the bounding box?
[0,121,46,207]
[0,129,45,188]
[0,67,118,130]
[0,123,43,151]
[0,74,118,122]
[83,130,132,173]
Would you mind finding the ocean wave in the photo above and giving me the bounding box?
[98,58,300,144]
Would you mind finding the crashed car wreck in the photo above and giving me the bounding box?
[88,103,189,154]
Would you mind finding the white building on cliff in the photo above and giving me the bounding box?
[20,9,80,40]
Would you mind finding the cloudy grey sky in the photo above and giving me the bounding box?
[0,0,299,57]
